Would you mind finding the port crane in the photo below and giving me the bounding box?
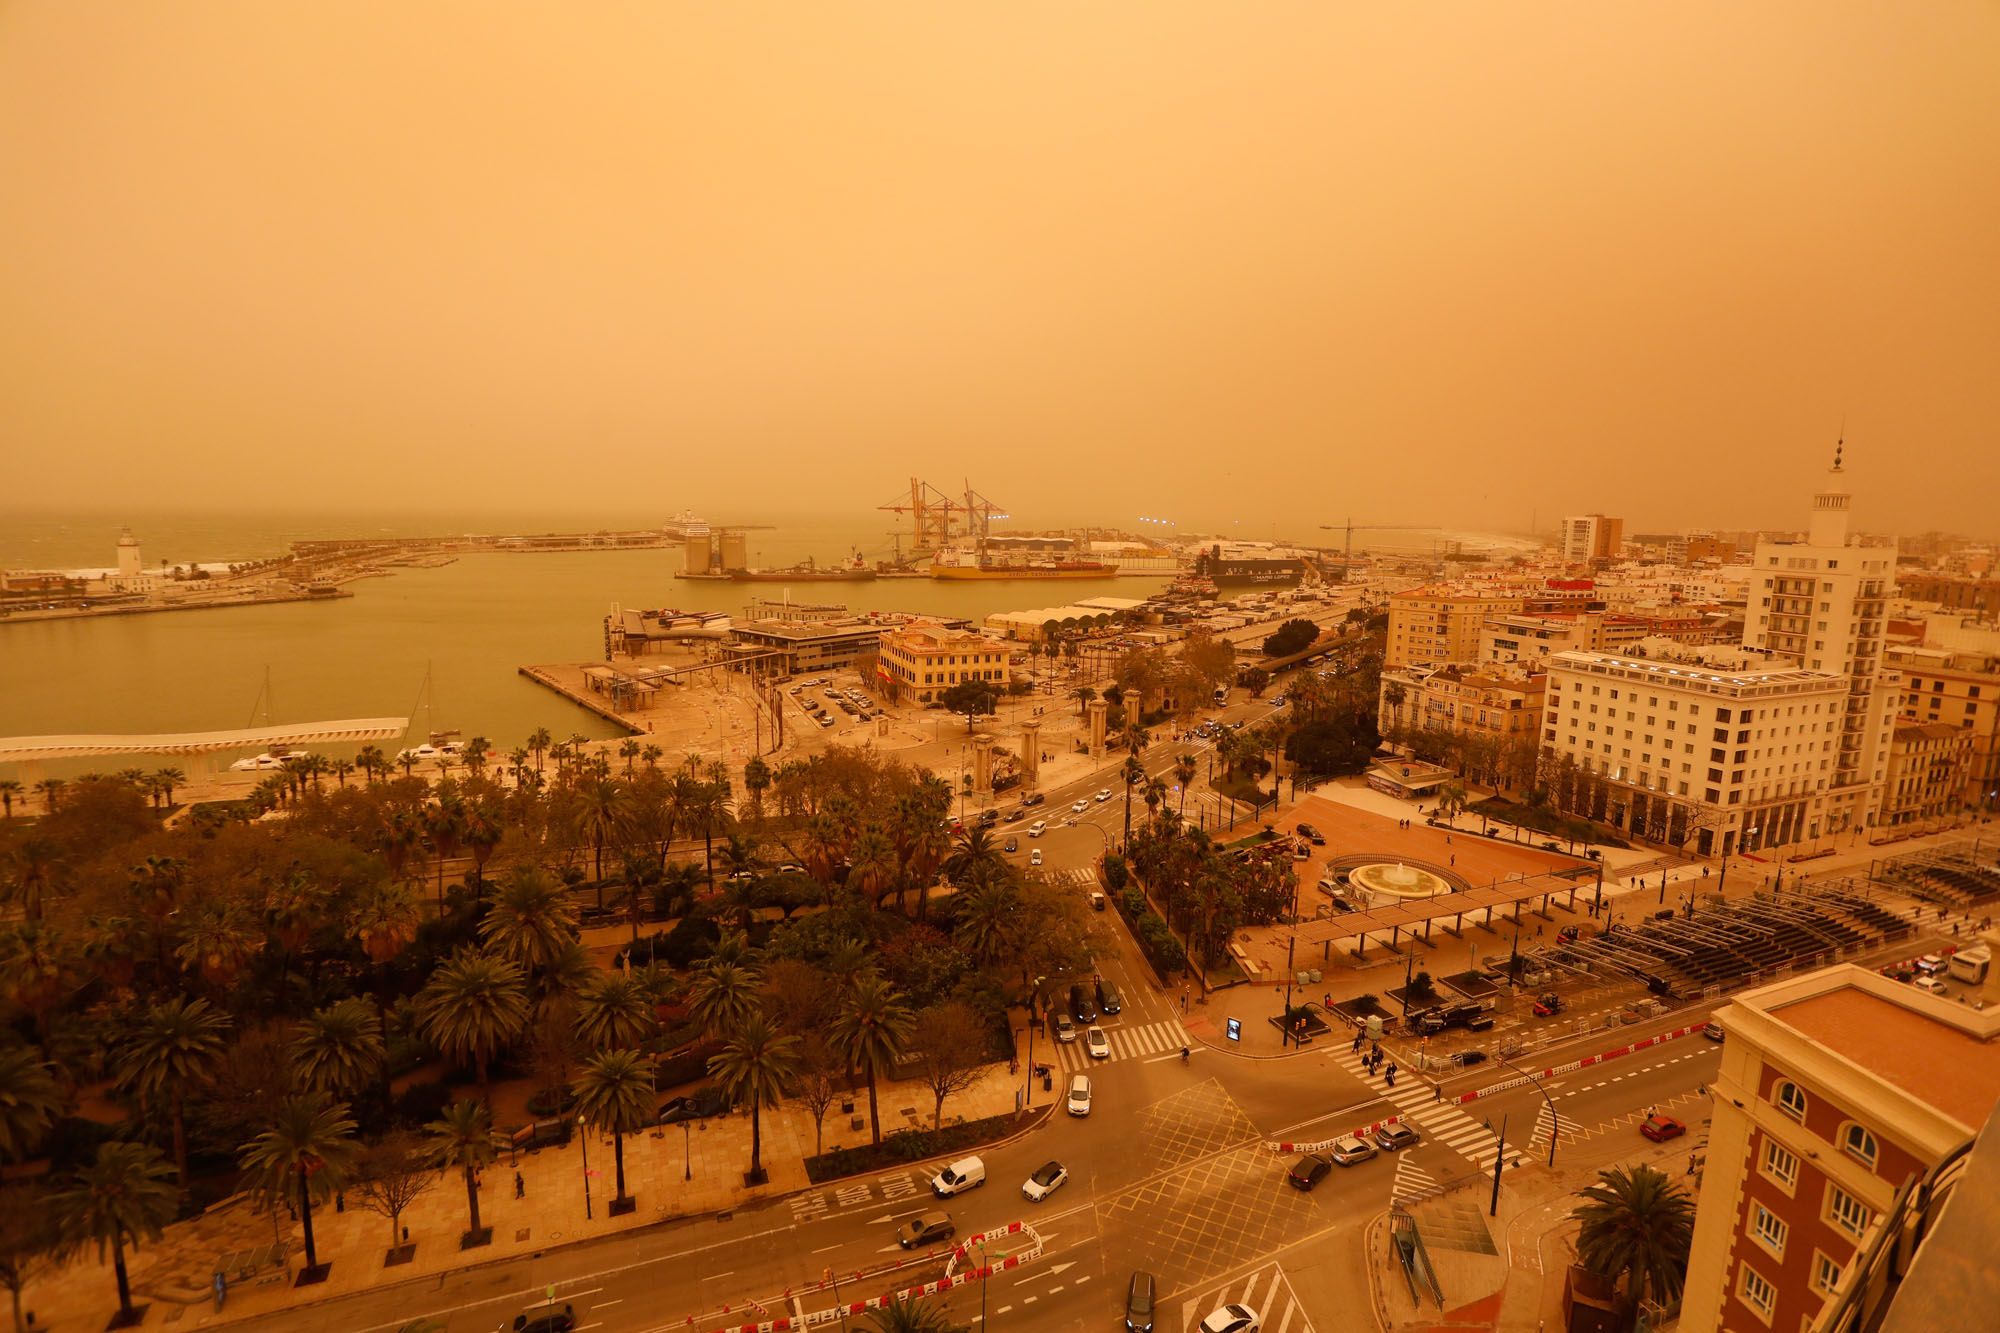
[878,477,1005,563]
[1317,520,1441,577]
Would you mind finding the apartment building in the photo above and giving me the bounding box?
[1680,966,2000,1332]
[1742,448,1900,835]
[875,621,1013,704]
[1386,587,1527,668]
[1481,609,1719,666]
[1561,513,1625,564]
[1541,644,1847,855]
[1879,723,1973,826]
[1897,572,2000,616]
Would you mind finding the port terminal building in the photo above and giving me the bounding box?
[983,596,1148,642]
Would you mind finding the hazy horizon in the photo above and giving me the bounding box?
[4,2,1996,535]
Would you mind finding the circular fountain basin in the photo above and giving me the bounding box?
[1347,862,1454,905]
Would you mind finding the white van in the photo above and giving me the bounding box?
[1948,948,1990,985]
[930,1155,986,1198]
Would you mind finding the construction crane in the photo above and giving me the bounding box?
[1318,520,1440,579]
[878,477,1006,559]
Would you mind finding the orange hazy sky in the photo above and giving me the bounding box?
[3,2,1996,537]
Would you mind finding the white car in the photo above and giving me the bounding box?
[1071,800,1090,814]
[1913,975,1948,995]
[1021,1160,1068,1202]
[1095,788,1112,802]
[1066,1073,1093,1117]
[1028,820,1048,838]
[1086,1026,1110,1059]
[1030,849,1043,867]
[1198,1306,1261,1333]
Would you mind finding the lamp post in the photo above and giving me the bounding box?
[1496,1054,1560,1167]
[681,1120,692,1182]
[1024,975,1045,1106]
[1488,1112,1509,1217]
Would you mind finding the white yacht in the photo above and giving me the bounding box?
[230,746,311,772]
[396,732,465,764]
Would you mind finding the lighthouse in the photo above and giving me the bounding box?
[116,527,143,578]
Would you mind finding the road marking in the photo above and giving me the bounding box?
[596,1298,624,1307]
[813,1243,842,1253]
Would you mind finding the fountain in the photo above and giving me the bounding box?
[1347,860,1453,907]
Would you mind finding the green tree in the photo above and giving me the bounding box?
[238,1094,359,1276]
[0,1188,69,1333]
[575,973,658,1052]
[290,998,386,1102]
[52,1142,177,1325]
[571,1050,655,1210]
[1436,779,1469,826]
[707,1011,799,1182]
[479,869,578,973]
[574,777,632,903]
[424,1099,496,1245]
[1121,754,1145,846]
[831,974,914,1146]
[688,957,763,1039]
[114,996,231,1187]
[861,1293,965,1333]
[415,949,529,1100]
[0,1045,63,1163]
[1571,1163,1696,1314]
[939,679,1000,733]
[1261,617,1319,658]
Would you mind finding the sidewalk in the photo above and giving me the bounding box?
[27,1061,1035,1331]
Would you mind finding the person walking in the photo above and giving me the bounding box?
[514,1171,525,1199]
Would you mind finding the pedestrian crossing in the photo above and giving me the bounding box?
[1180,1263,1314,1333]
[1047,1017,1192,1072]
[1389,1154,1440,1205]
[1526,1104,1587,1153]
[1324,1049,1517,1173]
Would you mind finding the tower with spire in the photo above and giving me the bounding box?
[1742,439,1899,842]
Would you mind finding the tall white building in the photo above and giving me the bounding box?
[1560,513,1624,563]
[1741,445,1899,833]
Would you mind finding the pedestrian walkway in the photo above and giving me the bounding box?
[1049,1017,1192,1072]
[1389,1154,1441,1205]
[1179,1262,1316,1333]
[1325,1049,1514,1173]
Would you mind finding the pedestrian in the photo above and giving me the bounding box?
[1435,1081,1444,1103]
[1450,855,1455,867]
[514,1171,525,1199]
[1645,1104,1656,1119]
[1385,1067,1396,1087]
[1371,1040,1381,1059]
[1352,1032,1363,1053]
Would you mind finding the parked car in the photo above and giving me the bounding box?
[1373,1124,1420,1152]
[1124,1272,1157,1333]
[1067,1073,1093,1117]
[1915,954,1948,975]
[1096,977,1123,1014]
[898,1212,955,1249]
[1086,1026,1111,1060]
[1913,975,1948,995]
[657,1089,728,1125]
[1197,1305,1261,1333]
[1329,1135,1376,1165]
[1285,1153,1332,1191]
[1022,1160,1068,1202]
[508,1302,577,1333]
[1640,1114,1686,1143]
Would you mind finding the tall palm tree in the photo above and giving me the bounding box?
[618,739,642,773]
[0,779,20,820]
[173,901,259,988]
[424,1099,496,1244]
[238,1094,358,1277]
[943,826,1003,886]
[831,974,913,1146]
[352,881,422,965]
[1436,780,1469,826]
[951,880,1017,966]
[847,825,899,909]
[151,767,186,807]
[424,800,467,912]
[1174,753,1198,818]
[575,973,658,1052]
[290,998,386,1101]
[1121,754,1146,846]
[52,1141,177,1325]
[0,1044,63,1162]
[570,1050,654,1210]
[114,996,230,1186]
[861,1293,965,1333]
[356,745,387,785]
[1570,1164,1696,1314]
[575,777,632,902]
[688,958,762,1039]
[1071,685,1096,717]
[479,868,579,973]
[527,727,553,776]
[680,779,730,896]
[30,780,64,815]
[415,949,529,1100]
[707,1011,799,1182]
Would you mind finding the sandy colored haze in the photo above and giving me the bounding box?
[2,2,1996,536]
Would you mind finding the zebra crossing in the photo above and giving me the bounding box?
[1047,1017,1192,1072]
[1389,1153,1440,1205]
[1179,1263,1314,1333]
[1325,1049,1515,1173]
[1526,1103,1587,1153]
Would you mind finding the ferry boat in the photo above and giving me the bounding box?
[230,746,312,772]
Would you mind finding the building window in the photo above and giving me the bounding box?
[1826,1184,1871,1240]
[1751,1203,1787,1259]
[1775,1081,1807,1121]
[1761,1139,1799,1190]
[1841,1123,1878,1170]
[1739,1265,1777,1320]
[1812,1252,1844,1296]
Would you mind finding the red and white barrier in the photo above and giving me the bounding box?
[1269,1113,1404,1154]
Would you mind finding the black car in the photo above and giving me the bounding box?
[1285,1153,1333,1191]
[1096,977,1123,1015]
[1294,822,1325,845]
[1070,983,1098,1024]
[510,1303,577,1333]
[1024,792,1046,807]
[658,1088,729,1124]
[498,1118,574,1155]
[1125,1271,1157,1333]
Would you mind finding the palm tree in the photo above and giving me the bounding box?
[173,901,259,988]
[1571,1164,1696,1314]
[52,1141,177,1325]
[575,973,658,1052]
[479,868,579,973]
[331,759,357,789]
[618,739,642,773]
[861,1293,965,1333]
[424,800,467,912]
[707,1011,799,1183]
[151,767,186,807]
[238,1094,358,1277]
[575,778,632,902]
[30,780,64,815]
[290,998,386,1101]
[114,996,230,1186]
[0,1044,63,1162]
[356,745,387,784]
[1071,685,1096,717]
[1174,753,1198,818]
[352,881,422,965]
[847,825,899,909]
[424,1099,497,1245]
[0,779,20,820]
[688,958,762,1039]
[1436,779,1469,826]
[943,826,1003,886]
[1121,754,1145,846]
[951,880,1017,966]
[570,1050,654,1211]
[527,727,553,776]
[831,974,913,1146]
[415,949,529,1100]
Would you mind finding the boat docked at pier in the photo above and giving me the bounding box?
[230,745,312,772]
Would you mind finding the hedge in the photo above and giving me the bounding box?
[804,1110,1042,1184]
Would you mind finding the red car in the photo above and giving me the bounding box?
[1640,1114,1686,1143]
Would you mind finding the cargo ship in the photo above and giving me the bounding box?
[1192,546,1307,588]
[677,552,876,582]
[929,547,1112,580]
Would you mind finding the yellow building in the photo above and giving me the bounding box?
[1881,721,1973,826]
[1386,587,1526,668]
[875,622,1013,704]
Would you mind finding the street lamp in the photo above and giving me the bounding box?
[1495,1053,1560,1168]
[1023,975,1045,1106]
[681,1120,692,1182]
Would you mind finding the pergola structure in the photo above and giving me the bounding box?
[1296,865,1603,962]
